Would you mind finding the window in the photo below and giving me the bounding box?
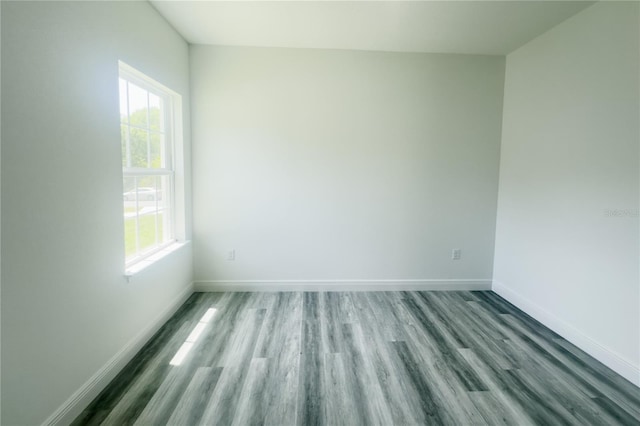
[119,62,182,268]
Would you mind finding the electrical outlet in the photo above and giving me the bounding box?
[452,249,461,260]
[227,250,236,261]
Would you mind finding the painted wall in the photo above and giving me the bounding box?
[493,2,640,384]
[1,2,192,424]
[0,1,3,422]
[191,46,505,288]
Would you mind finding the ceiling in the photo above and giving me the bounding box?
[150,1,595,55]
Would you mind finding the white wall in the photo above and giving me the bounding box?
[493,2,640,385]
[1,2,192,424]
[0,1,3,421]
[191,46,505,288]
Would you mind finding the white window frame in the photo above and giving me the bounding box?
[119,61,185,274]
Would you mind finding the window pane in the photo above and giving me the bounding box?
[122,172,172,261]
[158,210,165,243]
[150,132,162,168]
[159,175,171,243]
[149,93,163,132]
[121,124,130,167]
[160,175,171,210]
[137,175,157,190]
[138,207,159,253]
[124,215,138,258]
[128,82,148,128]
[123,176,139,257]
[130,127,148,168]
[122,175,137,201]
[123,175,164,204]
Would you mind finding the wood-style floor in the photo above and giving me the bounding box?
[73,291,640,425]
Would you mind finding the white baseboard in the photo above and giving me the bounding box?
[194,279,492,292]
[492,280,640,387]
[42,283,195,426]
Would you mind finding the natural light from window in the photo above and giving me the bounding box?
[169,308,217,366]
[119,63,177,267]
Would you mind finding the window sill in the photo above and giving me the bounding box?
[125,241,189,280]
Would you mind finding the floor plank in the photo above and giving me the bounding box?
[74,291,640,426]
